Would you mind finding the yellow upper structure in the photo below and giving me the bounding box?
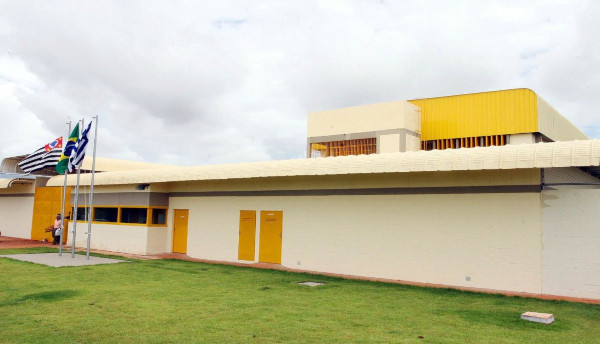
[409,88,587,142]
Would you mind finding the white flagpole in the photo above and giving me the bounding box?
[86,116,98,260]
[71,118,84,258]
[59,121,72,256]
[71,167,81,258]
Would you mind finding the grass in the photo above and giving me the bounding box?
[1,248,599,343]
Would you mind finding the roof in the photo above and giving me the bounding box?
[46,140,600,187]
[0,173,37,189]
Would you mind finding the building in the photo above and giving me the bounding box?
[2,88,600,301]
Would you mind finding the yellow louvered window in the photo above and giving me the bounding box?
[421,135,507,151]
[310,138,376,158]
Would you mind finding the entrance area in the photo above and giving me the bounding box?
[258,211,283,264]
[172,209,189,254]
[31,186,70,244]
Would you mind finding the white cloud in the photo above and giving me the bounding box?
[0,0,598,166]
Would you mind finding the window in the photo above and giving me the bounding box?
[120,208,148,224]
[71,207,90,221]
[310,138,376,158]
[421,135,508,151]
[93,207,118,223]
[151,208,167,225]
[88,206,167,226]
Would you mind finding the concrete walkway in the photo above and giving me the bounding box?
[0,253,127,267]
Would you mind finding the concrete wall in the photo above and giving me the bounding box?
[537,96,588,142]
[509,133,536,145]
[307,101,420,138]
[170,191,542,294]
[147,226,170,254]
[70,222,170,255]
[541,187,600,299]
[71,223,145,254]
[0,184,35,238]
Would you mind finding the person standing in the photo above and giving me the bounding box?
[51,214,62,245]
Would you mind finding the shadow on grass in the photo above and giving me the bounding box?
[0,290,79,307]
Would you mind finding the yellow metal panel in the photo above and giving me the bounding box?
[238,210,256,261]
[259,211,283,264]
[30,187,70,242]
[31,187,53,241]
[409,89,538,141]
[172,209,189,253]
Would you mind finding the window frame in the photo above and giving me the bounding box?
[119,206,151,226]
[70,206,92,222]
[77,205,169,227]
[92,206,120,224]
[149,207,169,227]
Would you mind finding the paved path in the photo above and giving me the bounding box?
[0,253,127,267]
[0,236,54,249]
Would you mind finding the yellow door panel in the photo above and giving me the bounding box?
[238,210,256,261]
[30,186,70,242]
[172,209,189,254]
[258,211,283,264]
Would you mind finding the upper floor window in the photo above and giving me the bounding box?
[310,138,376,158]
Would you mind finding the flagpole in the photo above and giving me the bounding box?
[71,167,81,258]
[59,121,72,256]
[71,118,84,258]
[86,116,98,260]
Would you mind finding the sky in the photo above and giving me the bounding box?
[0,0,598,166]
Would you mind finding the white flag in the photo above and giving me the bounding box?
[68,121,92,172]
[18,137,63,174]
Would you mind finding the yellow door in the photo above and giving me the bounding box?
[238,210,256,261]
[31,186,71,243]
[259,211,283,264]
[172,209,189,253]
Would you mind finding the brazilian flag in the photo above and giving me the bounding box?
[56,123,79,175]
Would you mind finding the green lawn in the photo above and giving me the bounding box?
[1,248,599,343]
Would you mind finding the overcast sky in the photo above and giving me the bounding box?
[1,0,598,166]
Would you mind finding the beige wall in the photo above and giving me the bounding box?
[170,191,542,294]
[307,101,420,137]
[537,96,588,142]
[70,222,169,255]
[379,133,401,153]
[541,188,600,299]
[0,195,34,238]
[147,227,170,254]
[509,133,536,145]
[0,184,35,238]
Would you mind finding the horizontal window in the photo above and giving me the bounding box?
[94,207,118,223]
[310,138,376,158]
[121,208,148,224]
[81,206,168,226]
[421,135,508,151]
